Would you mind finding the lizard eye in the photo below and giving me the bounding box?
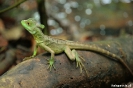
[27,22,30,25]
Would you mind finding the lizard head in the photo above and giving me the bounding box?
[21,18,44,34]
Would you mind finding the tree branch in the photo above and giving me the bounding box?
[0,0,27,14]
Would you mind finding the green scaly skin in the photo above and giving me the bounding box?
[21,18,133,76]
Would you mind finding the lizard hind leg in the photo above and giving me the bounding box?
[64,46,88,77]
[72,50,88,77]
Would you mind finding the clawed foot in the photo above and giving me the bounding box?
[23,56,34,61]
[73,50,89,76]
[75,52,85,73]
[47,58,56,71]
[23,56,33,61]
[75,52,89,77]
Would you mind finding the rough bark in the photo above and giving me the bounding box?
[0,36,133,88]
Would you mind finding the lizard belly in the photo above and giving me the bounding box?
[48,44,65,54]
[39,43,65,54]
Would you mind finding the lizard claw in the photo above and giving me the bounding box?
[76,56,84,73]
[23,56,32,61]
[23,56,34,61]
[75,53,89,77]
[47,58,56,71]
[74,51,85,73]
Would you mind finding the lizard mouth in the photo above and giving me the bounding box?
[21,20,27,28]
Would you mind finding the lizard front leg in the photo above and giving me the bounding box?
[23,44,39,61]
[64,46,88,76]
[40,43,55,71]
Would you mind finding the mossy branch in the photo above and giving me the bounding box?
[0,0,27,14]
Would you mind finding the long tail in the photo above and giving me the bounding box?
[68,43,133,76]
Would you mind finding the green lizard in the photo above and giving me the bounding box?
[21,18,133,76]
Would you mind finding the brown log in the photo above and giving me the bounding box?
[0,36,133,88]
[0,49,15,75]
